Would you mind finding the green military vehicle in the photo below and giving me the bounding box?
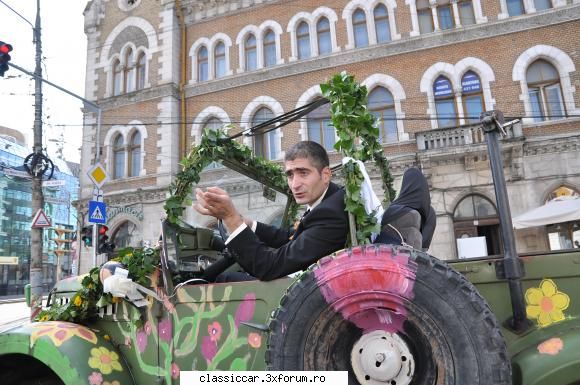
[0,76,579,385]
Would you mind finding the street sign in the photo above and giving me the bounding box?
[3,168,31,178]
[31,209,52,228]
[45,196,70,205]
[88,200,107,224]
[0,256,18,265]
[87,163,109,188]
[42,179,66,187]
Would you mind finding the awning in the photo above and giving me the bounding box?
[512,196,580,229]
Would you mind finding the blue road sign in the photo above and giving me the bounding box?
[88,200,107,224]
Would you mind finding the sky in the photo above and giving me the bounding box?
[0,0,88,163]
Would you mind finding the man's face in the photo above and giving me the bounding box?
[284,157,331,206]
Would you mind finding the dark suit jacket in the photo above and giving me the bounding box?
[227,182,348,281]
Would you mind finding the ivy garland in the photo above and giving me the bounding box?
[164,127,299,225]
[321,71,396,244]
[36,247,160,328]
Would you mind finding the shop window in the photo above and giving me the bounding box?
[527,59,566,122]
[307,100,335,151]
[546,187,580,250]
[454,195,502,258]
[369,87,398,143]
[353,8,369,47]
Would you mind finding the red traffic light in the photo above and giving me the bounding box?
[98,225,109,235]
[0,43,11,54]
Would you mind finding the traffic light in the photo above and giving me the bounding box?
[81,226,93,247]
[0,41,12,77]
[97,225,116,256]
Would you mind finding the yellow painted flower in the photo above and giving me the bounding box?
[30,322,97,347]
[525,279,570,327]
[73,295,83,307]
[88,346,123,375]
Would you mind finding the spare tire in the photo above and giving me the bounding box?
[266,244,511,385]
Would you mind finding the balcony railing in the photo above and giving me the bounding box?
[416,121,523,151]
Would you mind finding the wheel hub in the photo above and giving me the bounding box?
[351,330,414,385]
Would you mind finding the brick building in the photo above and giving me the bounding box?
[79,0,580,271]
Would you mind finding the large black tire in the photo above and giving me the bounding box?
[266,244,511,385]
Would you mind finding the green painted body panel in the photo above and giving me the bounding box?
[449,250,580,385]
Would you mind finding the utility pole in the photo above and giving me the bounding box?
[29,0,44,321]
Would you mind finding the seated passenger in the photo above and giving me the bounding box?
[193,141,349,281]
[375,168,436,250]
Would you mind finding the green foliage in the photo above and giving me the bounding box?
[36,247,160,327]
[322,71,396,244]
[165,126,298,225]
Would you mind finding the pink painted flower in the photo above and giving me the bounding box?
[234,293,256,327]
[171,362,180,379]
[208,321,222,342]
[136,330,148,353]
[538,337,564,355]
[248,332,262,348]
[124,336,131,348]
[88,371,103,385]
[144,321,152,336]
[201,335,217,363]
[159,318,172,343]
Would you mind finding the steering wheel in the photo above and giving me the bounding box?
[217,219,230,242]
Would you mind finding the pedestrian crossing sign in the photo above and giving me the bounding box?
[88,200,107,224]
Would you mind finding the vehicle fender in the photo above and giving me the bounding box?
[0,321,135,385]
[511,322,580,385]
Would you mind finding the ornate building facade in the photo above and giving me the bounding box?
[79,0,580,271]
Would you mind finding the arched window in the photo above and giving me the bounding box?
[197,46,208,82]
[454,195,501,258]
[252,107,278,160]
[203,117,224,169]
[369,87,397,143]
[263,30,276,67]
[112,221,141,249]
[306,100,335,151]
[461,71,484,124]
[374,4,391,43]
[545,187,580,250]
[437,0,454,30]
[353,9,369,47]
[124,48,135,93]
[317,17,332,55]
[526,59,565,122]
[113,135,125,179]
[128,131,141,177]
[458,0,476,25]
[297,21,311,60]
[433,75,457,128]
[534,0,552,11]
[245,34,257,71]
[417,0,434,34]
[136,52,146,90]
[507,0,525,16]
[214,42,226,78]
[113,59,122,96]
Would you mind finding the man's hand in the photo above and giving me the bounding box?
[193,187,244,232]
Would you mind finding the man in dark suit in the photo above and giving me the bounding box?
[194,141,348,281]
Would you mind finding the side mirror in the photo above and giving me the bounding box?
[24,284,31,307]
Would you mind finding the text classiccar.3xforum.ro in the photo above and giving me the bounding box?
[195,373,329,383]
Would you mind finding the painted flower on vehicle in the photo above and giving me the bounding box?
[248,332,262,348]
[171,362,180,379]
[159,318,173,343]
[30,321,97,347]
[88,371,103,385]
[88,346,123,375]
[525,279,570,327]
[234,293,256,327]
[537,337,564,355]
[136,329,148,353]
[208,321,222,342]
[201,335,218,363]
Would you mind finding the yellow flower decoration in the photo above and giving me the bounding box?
[30,322,98,347]
[525,279,570,327]
[73,295,83,307]
[88,346,123,375]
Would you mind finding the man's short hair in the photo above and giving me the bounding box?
[284,141,329,172]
